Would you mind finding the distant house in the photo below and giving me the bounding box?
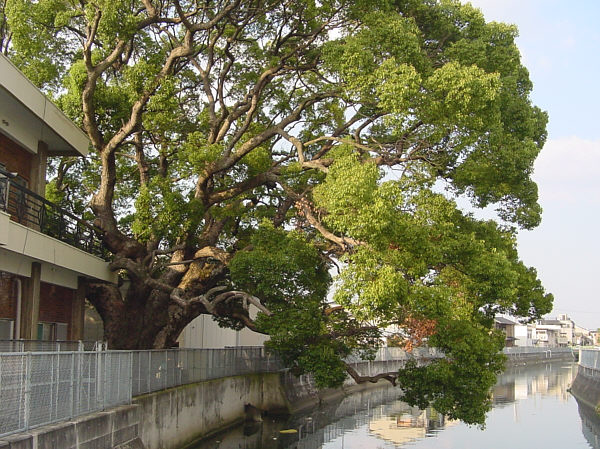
[591,330,600,346]
[534,322,561,347]
[537,315,575,347]
[574,324,592,346]
[494,316,532,347]
[495,317,518,347]
[0,54,116,341]
[494,313,594,348]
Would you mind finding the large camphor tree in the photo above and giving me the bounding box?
[2,0,552,423]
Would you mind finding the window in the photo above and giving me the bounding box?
[0,319,13,339]
[37,322,69,341]
[56,323,68,340]
[37,322,53,340]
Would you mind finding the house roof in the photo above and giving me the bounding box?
[540,319,562,325]
[495,317,517,325]
[0,54,89,156]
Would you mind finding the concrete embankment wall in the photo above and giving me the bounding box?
[133,372,288,449]
[134,364,397,449]
[0,404,141,449]
[0,370,310,449]
[504,347,575,366]
[570,349,600,409]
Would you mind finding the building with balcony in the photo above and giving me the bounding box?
[0,53,116,341]
[533,323,561,347]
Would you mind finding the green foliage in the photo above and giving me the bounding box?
[230,222,330,304]
[313,153,381,237]
[230,223,359,388]
[131,177,202,245]
[4,0,73,89]
[397,320,506,426]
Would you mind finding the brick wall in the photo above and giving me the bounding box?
[0,272,17,320]
[39,282,74,325]
[0,275,77,338]
[0,132,32,182]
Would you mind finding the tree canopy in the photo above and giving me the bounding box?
[2,0,552,424]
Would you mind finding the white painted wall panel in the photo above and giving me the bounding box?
[1,219,116,283]
[178,314,268,349]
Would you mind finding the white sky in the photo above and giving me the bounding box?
[464,1,600,329]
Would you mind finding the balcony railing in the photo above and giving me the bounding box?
[0,167,108,260]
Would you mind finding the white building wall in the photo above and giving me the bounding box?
[0,213,116,285]
[513,324,529,346]
[178,314,268,349]
[0,53,89,156]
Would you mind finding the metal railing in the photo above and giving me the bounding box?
[502,346,575,356]
[344,346,444,363]
[0,167,108,259]
[0,351,132,437]
[579,348,600,369]
[577,348,600,380]
[0,340,103,352]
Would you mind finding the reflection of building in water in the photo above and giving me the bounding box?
[493,381,516,405]
[492,363,576,408]
[368,407,454,446]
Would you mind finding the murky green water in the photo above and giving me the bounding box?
[190,362,600,449]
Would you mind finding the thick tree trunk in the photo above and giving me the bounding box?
[86,281,193,349]
[85,269,242,349]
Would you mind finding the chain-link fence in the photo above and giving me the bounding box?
[343,347,444,379]
[131,347,284,396]
[0,340,102,352]
[0,351,132,438]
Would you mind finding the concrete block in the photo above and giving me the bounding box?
[113,405,139,426]
[1,434,32,449]
[78,434,111,449]
[114,437,146,449]
[111,405,140,447]
[34,421,77,449]
[112,425,138,446]
[75,412,111,445]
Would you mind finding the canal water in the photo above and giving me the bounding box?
[190,361,600,449]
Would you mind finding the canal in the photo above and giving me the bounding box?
[190,361,600,449]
